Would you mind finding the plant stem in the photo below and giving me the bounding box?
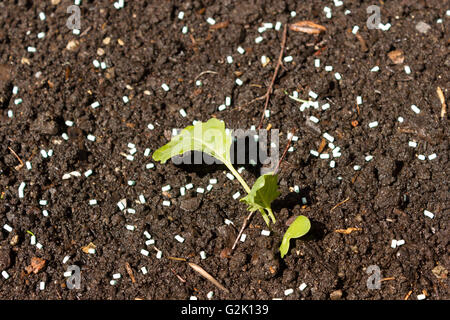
[225,162,251,194]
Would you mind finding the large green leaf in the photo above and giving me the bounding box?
[279,215,311,258]
[152,118,232,164]
[240,174,280,225]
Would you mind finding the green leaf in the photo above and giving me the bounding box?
[240,174,280,225]
[152,118,233,164]
[279,215,311,258]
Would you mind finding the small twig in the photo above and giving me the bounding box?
[194,70,218,81]
[330,197,350,211]
[8,147,24,170]
[231,211,255,252]
[188,262,229,293]
[257,25,288,130]
[273,128,296,175]
[437,86,446,119]
[170,268,186,283]
[125,262,136,284]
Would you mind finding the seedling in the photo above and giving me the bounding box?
[152,118,278,225]
[152,118,310,256]
[279,215,311,258]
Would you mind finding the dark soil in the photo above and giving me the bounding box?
[0,0,449,300]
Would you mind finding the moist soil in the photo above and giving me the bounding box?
[0,0,448,300]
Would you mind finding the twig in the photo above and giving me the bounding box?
[437,86,446,119]
[330,197,350,211]
[231,211,255,252]
[194,70,218,81]
[257,24,288,130]
[273,128,296,175]
[125,262,136,284]
[8,147,24,170]
[170,268,186,283]
[188,262,229,293]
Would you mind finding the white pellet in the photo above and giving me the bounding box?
[368,121,379,128]
[235,78,243,86]
[227,56,233,64]
[162,185,171,192]
[2,271,10,279]
[113,273,121,279]
[162,200,171,207]
[240,234,247,242]
[404,66,411,74]
[371,66,380,72]
[147,123,155,130]
[18,182,26,198]
[226,173,235,180]
[365,155,374,162]
[141,267,148,274]
[207,291,214,299]
[261,230,271,236]
[323,133,335,142]
[275,21,282,31]
[322,103,330,110]
[284,56,293,63]
[146,163,154,169]
[325,65,333,72]
[356,96,363,105]
[156,251,162,259]
[161,83,170,92]
[390,239,397,248]
[255,36,263,44]
[310,150,319,157]
[299,283,307,291]
[411,105,421,114]
[178,11,184,20]
[310,116,319,123]
[63,256,70,264]
[320,153,330,159]
[197,188,205,194]
[218,104,226,111]
[185,183,193,190]
[141,249,149,256]
[232,192,241,200]
[206,17,216,25]
[182,26,189,34]
[354,165,361,171]
[408,141,417,148]
[284,288,294,296]
[334,72,342,80]
[309,91,318,100]
[352,25,359,34]
[237,46,245,54]
[314,59,320,68]
[200,251,206,260]
[145,239,155,246]
[417,294,426,300]
[424,210,434,219]
[418,155,426,161]
[3,224,12,233]
[87,134,96,142]
[428,153,437,160]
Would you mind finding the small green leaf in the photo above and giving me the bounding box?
[240,174,280,225]
[279,215,311,258]
[152,118,233,164]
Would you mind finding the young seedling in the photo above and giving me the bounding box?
[152,118,278,225]
[152,118,311,257]
[279,215,311,258]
